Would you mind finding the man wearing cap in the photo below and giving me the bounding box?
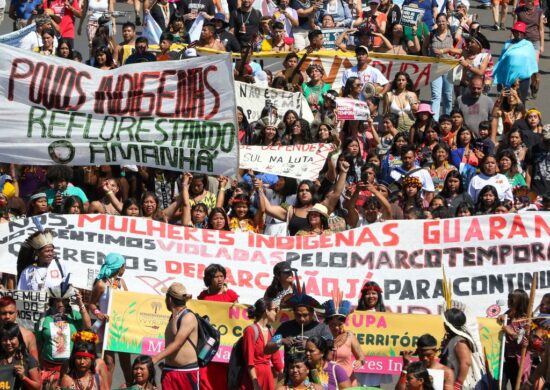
[17,229,69,291]
[213,12,241,52]
[19,15,58,51]
[525,125,550,198]
[153,282,199,390]
[341,45,390,100]
[492,21,538,102]
[455,75,494,137]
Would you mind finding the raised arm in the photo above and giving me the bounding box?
[322,160,349,213]
[181,172,193,227]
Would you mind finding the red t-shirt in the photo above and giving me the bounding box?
[197,288,239,390]
[45,0,80,39]
[197,289,239,302]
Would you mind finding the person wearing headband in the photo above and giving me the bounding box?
[397,334,455,390]
[27,191,49,217]
[89,253,130,384]
[59,331,109,390]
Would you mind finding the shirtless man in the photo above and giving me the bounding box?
[0,297,39,360]
[117,22,136,65]
[153,283,199,390]
[397,333,455,390]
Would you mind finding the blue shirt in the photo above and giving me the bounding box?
[11,0,43,20]
[402,0,439,30]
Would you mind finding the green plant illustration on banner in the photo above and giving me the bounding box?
[480,325,502,379]
[108,301,139,353]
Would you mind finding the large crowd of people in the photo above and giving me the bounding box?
[0,0,549,387]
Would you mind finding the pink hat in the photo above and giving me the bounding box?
[417,103,434,115]
[511,21,526,33]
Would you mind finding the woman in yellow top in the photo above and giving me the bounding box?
[226,194,264,233]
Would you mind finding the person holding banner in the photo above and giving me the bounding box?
[0,323,41,390]
[35,285,91,390]
[89,253,131,384]
[341,45,390,100]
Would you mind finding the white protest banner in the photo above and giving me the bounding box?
[142,13,163,45]
[188,14,205,43]
[235,81,314,122]
[336,97,370,120]
[0,290,48,329]
[321,28,345,49]
[239,144,333,180]
[1,213,549,317]
[0,23,36,48]
[251,50,459,90]
[0,44,238,175]
[401,4,425,27]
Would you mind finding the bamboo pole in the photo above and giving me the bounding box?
[514,272,538,390]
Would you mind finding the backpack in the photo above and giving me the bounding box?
[177,309,220,368]
[227,325,262,390]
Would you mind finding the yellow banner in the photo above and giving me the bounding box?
[106,290,501,376]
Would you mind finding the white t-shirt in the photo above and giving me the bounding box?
[390,167,436,193]
[19,31,59,51]
[467,173,514,203]
[341,64,389,99]
[17,260,69,291]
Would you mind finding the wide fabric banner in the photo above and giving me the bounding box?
[0,44,238,175]
[239,144,333,180]
[253,50,459,90]
[235,81,314,122]
[1,213,548,317]
[105,290,502,377]
[0,290,48,329]
[119,46,458,91]
[0,23,36,47]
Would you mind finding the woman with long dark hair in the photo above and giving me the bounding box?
[439,171,473,214]
[207,207,231,231]
[239,298,283,390]
[383,72,418,133]
[305,336,351,389]
[0,323,41,390]
[429,143,456,193]
[260,162,349,236]
[59,331,109,390]
[497,149,526,189]
[405,362,435,390]
[93,46,116,70]
[475,185,501,215]
[380,132,408,183]
[237,107,254,145]
[264,261,295,304]
[123,355,157,390]
[275,353,322,390]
